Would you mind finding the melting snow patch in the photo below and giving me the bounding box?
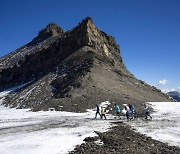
[0,88,114,154]
[0,107,114,154]
[130,102,180,147]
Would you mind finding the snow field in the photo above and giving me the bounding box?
[130,102,180,147]
[0,88,114,154]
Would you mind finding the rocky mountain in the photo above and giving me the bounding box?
[167,91,180,102]
[0,17,173,113]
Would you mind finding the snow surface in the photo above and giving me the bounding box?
[130,102,180,147]
[0,88,114,154]
[2,83,180,153]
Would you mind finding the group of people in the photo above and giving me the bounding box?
[94,102,152,120]
[115,103,135,120]
[94,104,107,119]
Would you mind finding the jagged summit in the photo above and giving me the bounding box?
[65,17,124,69]
[42,22,64,35]
[0,17,173,112]
[78,16,93,25]
[31,22,64,44]
[79,17,96,32]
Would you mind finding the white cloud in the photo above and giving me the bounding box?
[159,79,168,85]
[170,88,176,91]
[161,89,170,93]
[161,87,180,93]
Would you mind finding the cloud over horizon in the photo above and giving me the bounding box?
[161,86,180,93]
[158,79,168,85]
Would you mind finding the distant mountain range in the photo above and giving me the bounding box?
[167,91,180,102]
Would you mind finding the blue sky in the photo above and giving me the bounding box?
[0,0,179,92]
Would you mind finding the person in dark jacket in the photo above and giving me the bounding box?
[129,104,135,114]
[125,105,131,120]
[94,104,101,119]
[129,104,135,118]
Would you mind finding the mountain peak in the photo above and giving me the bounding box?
[31,22,64,44]
[70,17,122,67]
[0,17,174,111]
[81,17,93,24]
[44,22,64,34]
[74,17,97,35]
[167,91,180,101]
[81,17,96,31]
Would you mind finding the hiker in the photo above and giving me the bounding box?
[129,104,135,118]
[101,107,107,120]
[124,105,131,120]
[144,104,152,120]
[114,103,121,118]
[94,104,101,119]
[129,104,135,114]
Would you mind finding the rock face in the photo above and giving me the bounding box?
[0,17,173,112]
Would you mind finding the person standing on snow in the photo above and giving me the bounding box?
[94,104,101,119]
[144,104,152,120]
[125,105,131,120]
[101,107,107,120]
[129,104,135,114]
[114,103,121,118]
[129,104,135,118]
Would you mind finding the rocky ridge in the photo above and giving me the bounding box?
[0,17,174,112]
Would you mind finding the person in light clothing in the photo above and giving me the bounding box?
[144,104,152,120]
[101,107,107,120]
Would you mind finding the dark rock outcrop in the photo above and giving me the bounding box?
[0,17,174,112]
[70,124,180,154]
[31,22,65,44]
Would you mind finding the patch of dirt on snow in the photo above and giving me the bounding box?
[69,123,180,154]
